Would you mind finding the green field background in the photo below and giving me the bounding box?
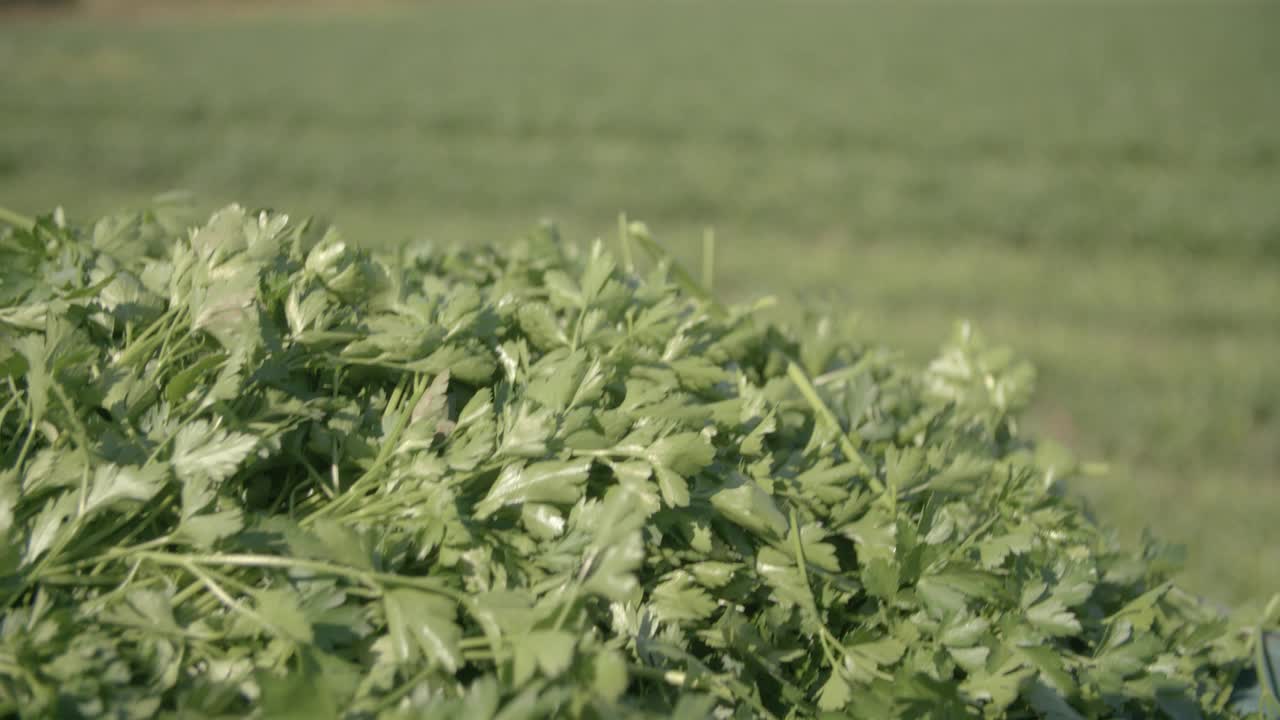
[1,0,1276,606]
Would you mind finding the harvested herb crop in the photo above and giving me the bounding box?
[0,205,1275,718]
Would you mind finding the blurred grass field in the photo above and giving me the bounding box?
[1,0,1277,606]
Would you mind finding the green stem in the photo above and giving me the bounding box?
[117,305,184,368]
[369,666,433,713]
[179,561,280,636]
[701,227,716,293]
[0,206,35,230]
[789,507,844,671]
[40,535,173,576]
[786,362,877,489]
[306,374,432,524]
[138,551,465,602]
[628,222,726,317]
[617,213,634,272]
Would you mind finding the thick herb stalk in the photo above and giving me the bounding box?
[0,206,1273,718]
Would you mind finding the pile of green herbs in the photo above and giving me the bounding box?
[0,205,1276,719]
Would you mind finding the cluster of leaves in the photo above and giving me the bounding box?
[0,205,1276,719]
